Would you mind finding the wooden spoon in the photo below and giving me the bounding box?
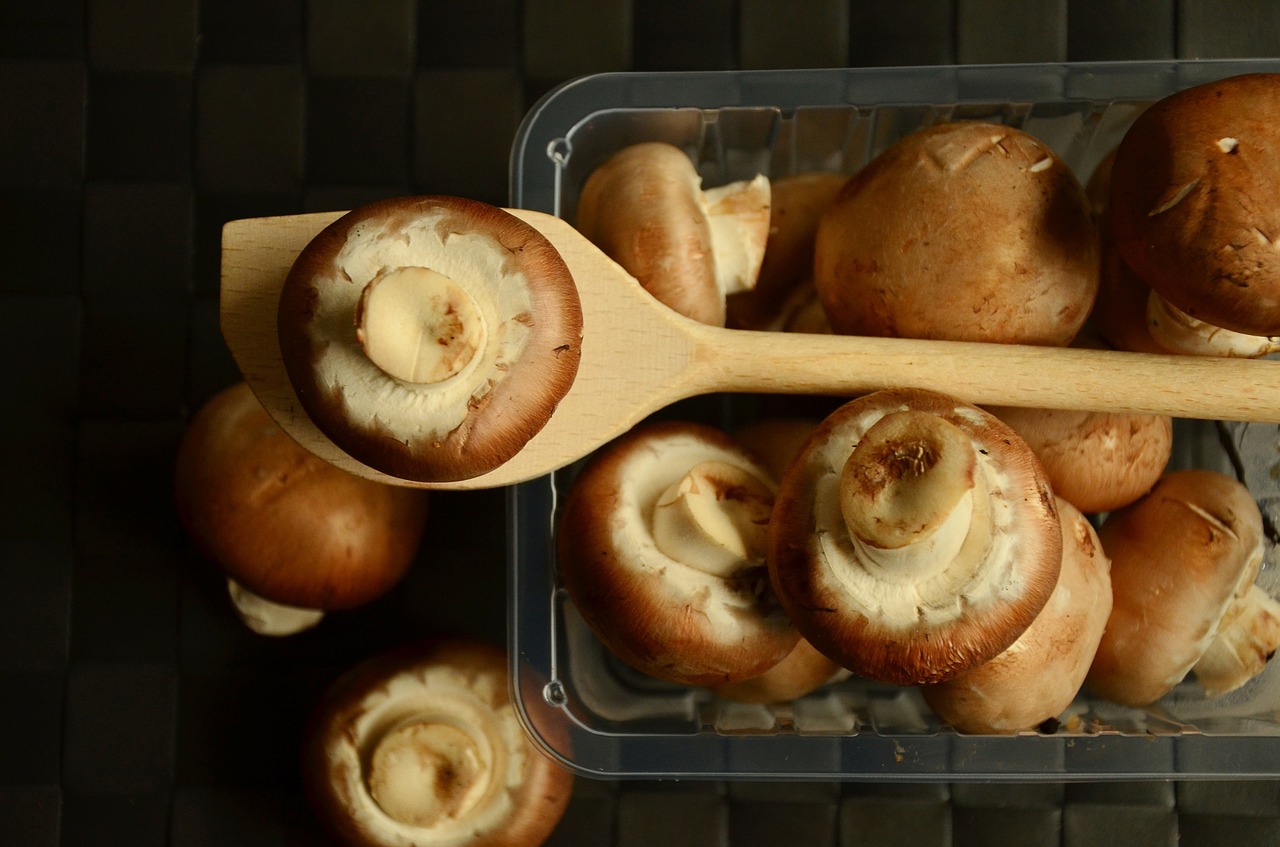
[222,208,1280,491]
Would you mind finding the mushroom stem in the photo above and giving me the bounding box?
[651,460,775,578]
[703,175,772,298]
[226,579,325,636]
[1147,290,1280,357]
[1193,584,1280,696]
[355,266,487,384]
[838,411,989,582]
[367,719,489,827]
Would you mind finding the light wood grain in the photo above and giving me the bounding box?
[222,208,1280,490]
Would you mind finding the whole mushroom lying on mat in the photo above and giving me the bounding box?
[174,382,429,635]
[302,639,573,847]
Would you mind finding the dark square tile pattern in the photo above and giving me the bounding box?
[6,1,1280,845]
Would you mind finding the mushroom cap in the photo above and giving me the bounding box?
[301,639,573,847]
[575,142,770,326]
[1086,469,1266,707]
[921,497,1113,733]
[1085,150,1173,355]
[713,636,846,705]
[1110,73,1280,337]
[986,403,1171,515]
[1090,243,1172,354]
[174,382,429,611]
[813,121,1100,345]
[575,142,721,324]
[727,171,846,331]
[768,388,1062,685]
[278,195,583,483]
[986,332,1172,515]
[557,420,800,687]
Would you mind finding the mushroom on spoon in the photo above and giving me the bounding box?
[222,201,1280,490]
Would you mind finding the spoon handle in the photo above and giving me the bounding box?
[690,327,1280,422]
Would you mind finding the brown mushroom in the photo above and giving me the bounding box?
[575,142,771,326]
[302,639,572,847]
[1088,143,1280,357]
[224,581,326,637]
[921,497,1112,733]
[1085,148,1164,354]
[557,420,799,687]
[1194,583,1280,697]
[986,403,1171,515]
[710,415,846,704]
[1086,469,1278,706]
[277,195,583,483]
[767,388,1062,685]
[1145,293,1280,358]
[173,382,429,634]
[1090,242,1173,355]
[713,637,847,705]
[1110,73,1280,339]
[813,121,1099,346]
[726,171,845,332]
[985,332,1172,514]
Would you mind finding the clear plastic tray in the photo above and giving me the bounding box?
[506,60,1280,780]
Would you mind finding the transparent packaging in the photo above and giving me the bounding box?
[506,60,1280,780]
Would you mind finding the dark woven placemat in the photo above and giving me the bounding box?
[3,1,1280,844]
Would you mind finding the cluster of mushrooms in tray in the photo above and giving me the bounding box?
[558,72,1280,734]
[168,72,1280,847]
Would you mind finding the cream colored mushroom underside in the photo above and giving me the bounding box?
[326,667,528,847]
[1173,532,1268,693]
[703,175,771,297]
[811,404,1023,627]
[607,435,776,630]
[311,212,535,441]
[1194,584,1280,695]
[226,579,325,636]
[1148,291,1280,357]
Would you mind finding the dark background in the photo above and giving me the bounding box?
[4,1,1280,845]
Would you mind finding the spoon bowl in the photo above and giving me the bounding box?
[221,207,1280,490]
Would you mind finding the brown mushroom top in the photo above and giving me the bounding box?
[1090,242,1172,355]
[301,639,573,847]
[713,636,845,705]
[1088,141,1280,357]
[921,497,1113,733]
[813,121,1099,345]
[1086,469,1266,707]
[986,330,1172,515]
[987,402,1171,515]
[173,381,429,610]
[767,388,1062,686]
[575,142,771,326]
[1110,73,1280,337]
[557,419,799,687]
[278,195,583,483]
